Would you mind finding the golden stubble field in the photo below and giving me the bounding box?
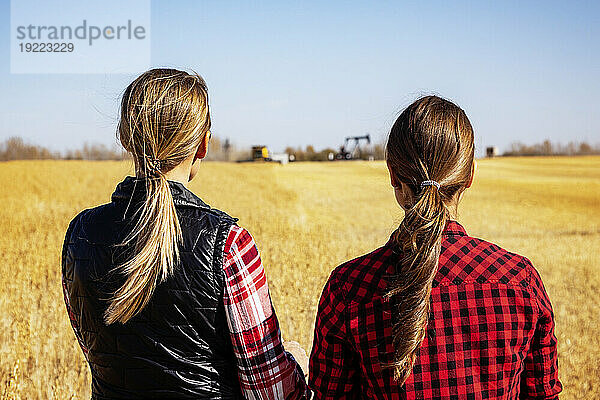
[0,156,598,399]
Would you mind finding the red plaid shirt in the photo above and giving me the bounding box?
[309,220,561,399]
[62,224,310,399]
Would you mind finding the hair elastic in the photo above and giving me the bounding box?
[145,156,162,175]
[420,180,440,190]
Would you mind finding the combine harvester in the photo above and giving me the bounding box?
[238,145,289,164]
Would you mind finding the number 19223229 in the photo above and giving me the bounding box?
[19,43,74,52]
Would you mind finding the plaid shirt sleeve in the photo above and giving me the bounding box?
[223,225,311,400]
[521,258,562,399]
[308,272,360,399]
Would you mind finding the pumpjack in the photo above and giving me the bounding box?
[336,134,372,160]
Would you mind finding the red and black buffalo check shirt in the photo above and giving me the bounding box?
[309,220,561,399]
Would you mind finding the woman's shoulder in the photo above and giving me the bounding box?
[61,205,117,283]
[190,204,238,224]
[440,230,539,289]
[64,204,108,238]
[324,243,397,304]
[172,184,238,224]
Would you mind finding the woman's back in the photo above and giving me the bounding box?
[62,176,243,399]
[309,220,561,399]
[310,95,560,399]
[62,68,309,399]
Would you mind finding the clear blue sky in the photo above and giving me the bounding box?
[1,0,598,156]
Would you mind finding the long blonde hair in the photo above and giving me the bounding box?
[104,68,211,325]
[385,96,474,383]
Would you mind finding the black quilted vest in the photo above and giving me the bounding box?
[61,176,244,399]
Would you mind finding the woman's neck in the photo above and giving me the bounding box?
[135,157,193,187]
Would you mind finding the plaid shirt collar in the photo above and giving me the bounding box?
[111,175,211,210]
[386,219,468,248]
[443,219,468,236]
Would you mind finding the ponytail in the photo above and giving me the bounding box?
[104,173,183,325]
[384,95,474,384]
[105,68,210,325]
[385,183,448,384]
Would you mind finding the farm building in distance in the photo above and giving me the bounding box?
[486,146,499,157]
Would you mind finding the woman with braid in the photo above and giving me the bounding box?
[309,96,561,399]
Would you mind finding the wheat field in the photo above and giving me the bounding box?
[0,156,598,399]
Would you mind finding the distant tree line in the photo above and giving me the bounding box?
[0,136,129,161]
[503,140,600,156]
[0,135,257,162]
[203,136,252,162]
[284,143,386,161]
[284,145,337,161]
[3,136,598,162]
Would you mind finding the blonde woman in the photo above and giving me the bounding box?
[61,68,310,399]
